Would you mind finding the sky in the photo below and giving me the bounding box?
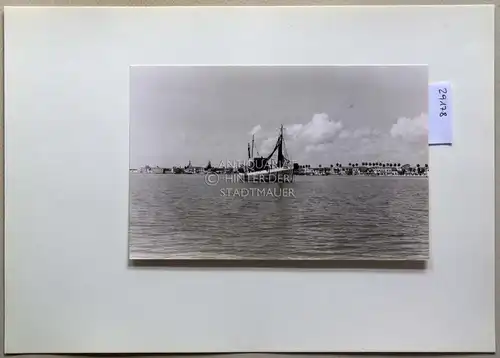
[129,65,428,169]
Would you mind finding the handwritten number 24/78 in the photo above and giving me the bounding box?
[438,88,447,117]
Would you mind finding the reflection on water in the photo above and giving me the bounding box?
[129,174,429,260]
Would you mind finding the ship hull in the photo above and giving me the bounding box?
[241,167,294,183]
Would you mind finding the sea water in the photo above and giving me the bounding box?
[129,174,428,260]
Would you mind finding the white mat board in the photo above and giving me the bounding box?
[4,5,495,353]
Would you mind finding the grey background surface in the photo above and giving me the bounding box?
[0,0,497,357]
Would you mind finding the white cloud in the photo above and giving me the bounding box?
[298,113,343,145]
[305,143,329,153]
[249,124,262,136]
[253,112,428,165]
[258,113,343,156]
[355,128,376,138]
[339,127,380,139]
[390,113,428,141]
[285,124,304,138]
[339,130,351,139]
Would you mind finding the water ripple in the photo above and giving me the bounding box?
[129,174,429,260]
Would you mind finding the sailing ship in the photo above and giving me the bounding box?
[241,124,294,183]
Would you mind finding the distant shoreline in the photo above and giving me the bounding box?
[131,162,429,177]
[129,172,428,178]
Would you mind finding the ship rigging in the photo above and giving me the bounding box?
[243,125,294,183]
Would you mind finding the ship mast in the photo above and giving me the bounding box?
[258,124,286,170]
[277,124,284,168]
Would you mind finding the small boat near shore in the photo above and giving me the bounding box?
[240,124,294,183]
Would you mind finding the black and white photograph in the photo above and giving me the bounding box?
[129,65,429,261]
